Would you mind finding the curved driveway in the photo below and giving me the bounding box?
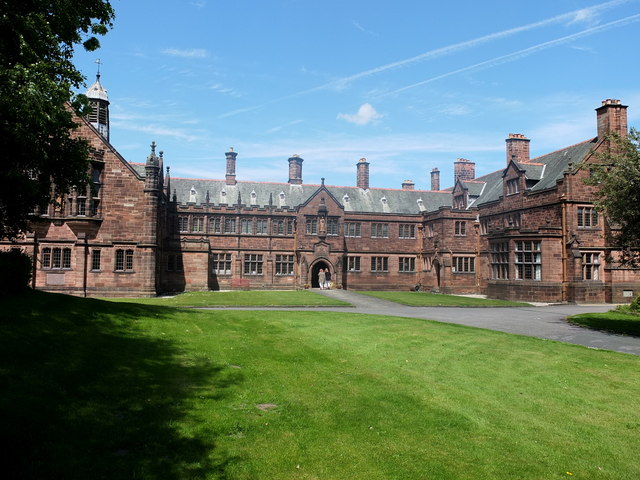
[210,289,640,356]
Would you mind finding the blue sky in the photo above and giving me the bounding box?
[73,0,640,190]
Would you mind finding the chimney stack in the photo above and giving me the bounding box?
[225,147,237,185]
[402,179,415,190]
[453,158,475,184]
[357,158,370,189]
[505,134,530,165]
[430,168,440,191]
[288,154,303,185]
[596,99,628,139]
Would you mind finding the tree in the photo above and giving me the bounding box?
[587,128,640,267]
[0,0,114,238]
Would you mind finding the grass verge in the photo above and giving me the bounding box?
[105,289,350,307]
[1,291,638,479]
[568,310,640,337]
[356,290,530,307]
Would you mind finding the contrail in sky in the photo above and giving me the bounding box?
[382,13,640,97]
[219,0,632,118]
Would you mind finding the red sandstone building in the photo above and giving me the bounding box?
[2,75,639,303]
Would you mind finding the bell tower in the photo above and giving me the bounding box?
[85,59,110,141]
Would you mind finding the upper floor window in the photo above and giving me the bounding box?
[306,218,318,235]
[241,218,253,235]
[398,224,415,239]
[224,217,236,234]
[453,195,465,209]
[506,178,519,195]
[371,223,389,238]
[577,206,598,228]
[345,222,361,238]
[425,224,434,238]
[454,221,466,236]
[192,216,204,233]
[178,216,189,233]
[327,218,339,236]
[209,217,222,234]
[256,219,268,235]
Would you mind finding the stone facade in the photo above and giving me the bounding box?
[3,83,639,303]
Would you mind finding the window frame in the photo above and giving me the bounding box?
[275,254,295,276]
[514,240,541,280]
[399,256,416,272]
[371,256,389,272]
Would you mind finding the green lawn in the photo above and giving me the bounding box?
[1,291,639,479]
[106,289,351,307]
[569,310,640,337]
[356,290,530,306]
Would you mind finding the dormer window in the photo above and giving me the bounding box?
[506,178,519,195]
[380,196,387,205]
[343,194,350,203]
[189,187,197,203]
[417,198,425,211]
[250,190,257,205]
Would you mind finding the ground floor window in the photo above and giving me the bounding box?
[491,242,509,279]
[167,253,183,272]
[371,256,388,272]
[244,254,263,275]
[275,254,294,275]
[453,256,475,273]
[115,249,134,272]
[41,247,71,269]
[582,252,600,280]
[212,253,232,275]
[91,250,101,271]
[515,240,541,280]
[347,256,361,272]
[399,257,415,272]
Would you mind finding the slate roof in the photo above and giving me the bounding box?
[129,138,597,215]
[167,178,452,215]
[473,138,598,206]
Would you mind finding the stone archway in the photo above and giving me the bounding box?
[310,260,332,288]
[433,259,441,292]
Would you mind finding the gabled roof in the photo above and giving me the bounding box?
[168,178,452,215]
[472,138,598,206]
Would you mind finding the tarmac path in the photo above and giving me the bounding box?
[201,289,640,356]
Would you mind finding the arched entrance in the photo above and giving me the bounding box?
[311,260,332,288]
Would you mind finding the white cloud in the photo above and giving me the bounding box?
[210,83,242,98]
[162,48,208,58]
[337,103,384,125]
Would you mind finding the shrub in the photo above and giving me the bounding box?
[0,250,32,296]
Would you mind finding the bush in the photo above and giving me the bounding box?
[0,250,32,296]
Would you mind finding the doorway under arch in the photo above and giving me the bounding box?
[311,260,332,288]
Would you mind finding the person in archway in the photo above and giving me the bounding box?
[318,268,326,289]
[324,269,331,289]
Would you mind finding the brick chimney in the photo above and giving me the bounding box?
[225,147,237,185]
[288,154,303,184]
[357,157,370,189]
[505,133,530,164]
[430,168,440,191]
[402,179,415,190]
[453,158,475,184]
[596,99,628,139]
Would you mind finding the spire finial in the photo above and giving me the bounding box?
[95,58,102,80]
[150,141,156,154]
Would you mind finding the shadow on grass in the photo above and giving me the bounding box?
[569,312,640,337]
[0,291,240,480]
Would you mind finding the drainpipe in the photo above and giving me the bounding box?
[82,234,88,297]
[561,195,568,302]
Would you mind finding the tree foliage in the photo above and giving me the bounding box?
[587,128,640,266]
[0,0,114,238]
